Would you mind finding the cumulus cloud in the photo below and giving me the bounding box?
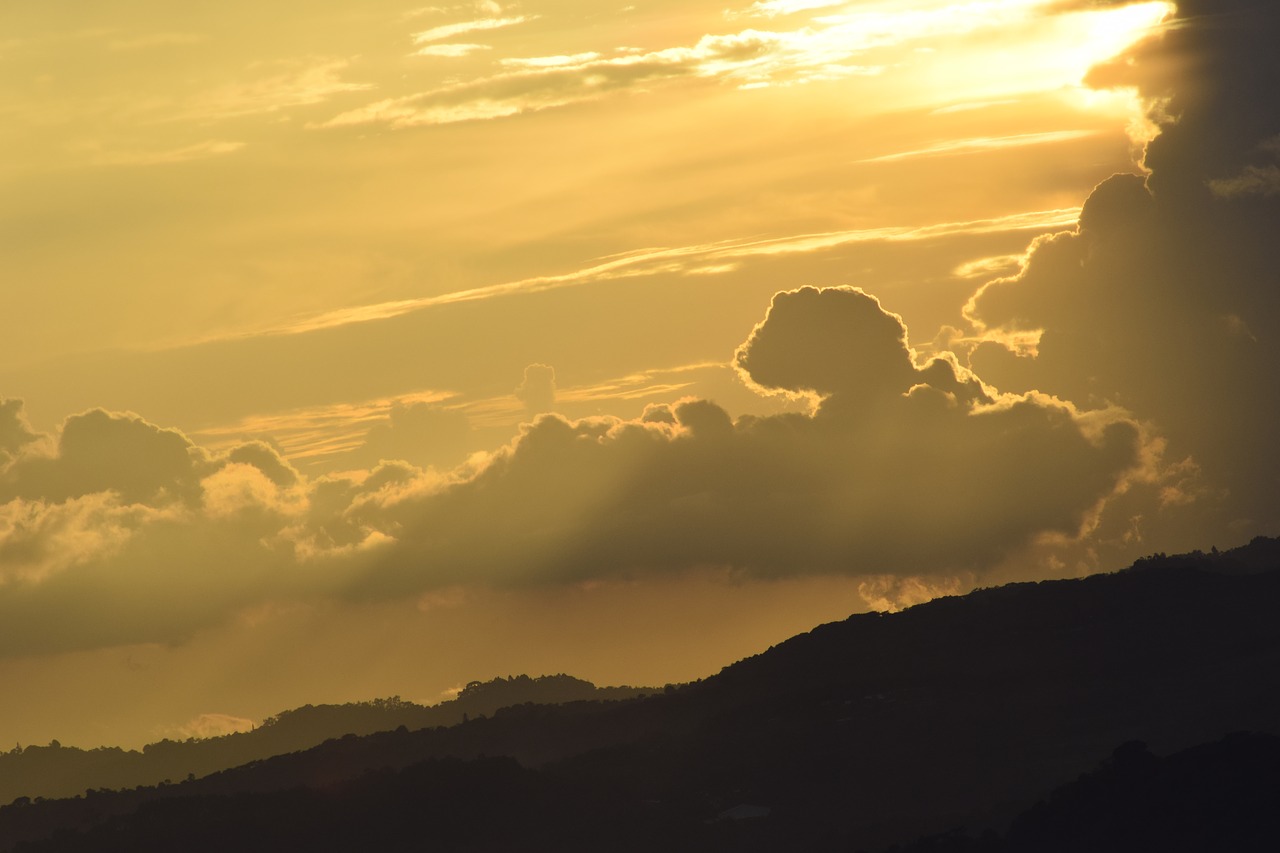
[515,364,557,416]
[964,0,1280,549]
[0,411,338,654]
[339,287,1143,597]
[0,284,1150,656]
[17,0,1272,658]
[734,286,920,400]
[1,409,207,507]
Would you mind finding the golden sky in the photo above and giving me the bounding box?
[4,0,1278,749]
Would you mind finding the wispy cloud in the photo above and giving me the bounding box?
[416,43,492,58]
[498,52,603,70]
[182,58,373,122]
[326,31,798,129]
[86,140,246,167]
[736,0,849,18]
[190,390,456,463]
[107,32,206,52]
[324,0,1119,131]
[952,253,1026,278]
[405,1,505,20]
[213,207,1080,342]
[412,16,532,47]
[858,129,1097,162]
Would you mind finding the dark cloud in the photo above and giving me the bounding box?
[735,286,918,401]
[966,0,1280,551]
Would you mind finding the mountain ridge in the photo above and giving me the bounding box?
[2,535,1277,851]
[0,673,653,806]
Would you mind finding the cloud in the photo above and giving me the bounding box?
[857,130,1097,163]
[1208,164,1280,199]
[1041,0,1155,11]
[964,0,1280,549]
[0,410,329,653]
[347,401,476,471]
[415,43,492,58]
[182,58,373,122]
[88,140,246,168]
[207,206,1080,343]
[341,287,1144,597]
[325,30,791,129]
[857,573,968,613]
[0,287,1148,656]
[226,441,301,489]
[734,287,920,400]
[412,16,532,47]
[515,364,557,416]
[167,712,256,741]
[0,493,160,587]
[738,0,847,17]
[0,399,40,464]
[332,0,1092,133]
[1,409,207,507]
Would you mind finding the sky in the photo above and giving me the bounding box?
[1,0,1277,750]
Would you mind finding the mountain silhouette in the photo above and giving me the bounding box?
[0,674,650,806]
[1,536,1276,851]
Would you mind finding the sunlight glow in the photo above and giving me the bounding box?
[896,1,1173,109]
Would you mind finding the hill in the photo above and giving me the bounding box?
[2,536,1277,851]
[0,674,651,805]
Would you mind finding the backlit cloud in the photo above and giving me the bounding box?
[0,287,1148,656]
[342,287,1143,597]
[328,0,1164,130]
[964,0,1280,550]
[515,364,557,417]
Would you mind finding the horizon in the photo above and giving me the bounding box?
[2,0,1277,751]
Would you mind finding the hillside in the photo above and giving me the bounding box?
[0,674,651,805]
[2,536,1277,851]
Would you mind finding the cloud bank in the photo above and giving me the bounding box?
[0,286,1145,656]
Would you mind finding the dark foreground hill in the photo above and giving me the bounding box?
[3,537,1278,852]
